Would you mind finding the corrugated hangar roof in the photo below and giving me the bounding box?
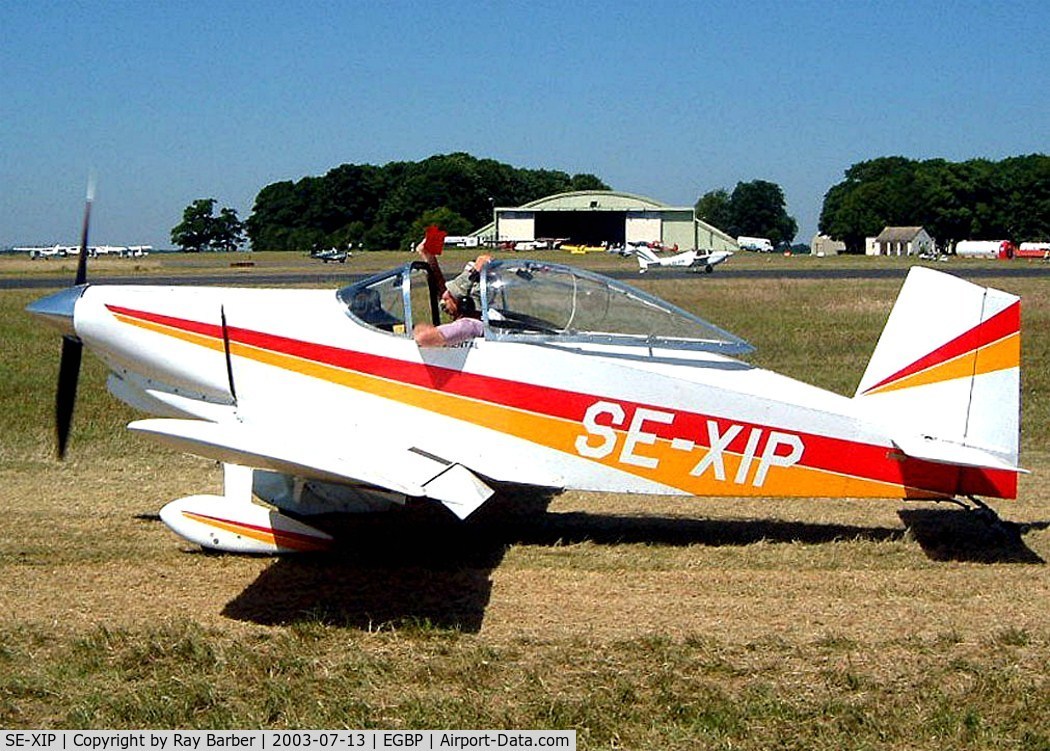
[516,190,687,211]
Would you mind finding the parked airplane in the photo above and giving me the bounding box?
[27,212,1023,554]
[629,242,733,274]
[92,245,125,257]
[17,245,78,259]
[312,247,349,263]
[17,244,152,259]
[92,245,152,258]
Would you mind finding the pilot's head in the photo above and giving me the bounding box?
[440,285,478,319]
[443,257,489,319]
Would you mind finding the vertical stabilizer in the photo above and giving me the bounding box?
[632,245,658,271]
[854,267,1020,468]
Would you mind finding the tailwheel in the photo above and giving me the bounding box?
[933,495,1015,540]
[965,496,1003,526]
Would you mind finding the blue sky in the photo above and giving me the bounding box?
[2,0,1047,249]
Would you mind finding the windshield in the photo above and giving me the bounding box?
[482,260,752,354]
[337,268,408,334]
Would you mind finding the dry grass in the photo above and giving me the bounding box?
[1,258,1049,746]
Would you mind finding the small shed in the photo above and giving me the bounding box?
[810,234,845,256]
[872,226,935,256]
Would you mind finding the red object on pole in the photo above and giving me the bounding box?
[424,225,447,256]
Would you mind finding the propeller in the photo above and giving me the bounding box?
[55,179,94,457]
[56,334,83,458]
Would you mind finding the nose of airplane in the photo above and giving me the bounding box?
[25,285,88,338]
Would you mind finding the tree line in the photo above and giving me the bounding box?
[242,153,607,252]
[819,154,1050,253]
[173,153,794,253]
[170,151,1047,254]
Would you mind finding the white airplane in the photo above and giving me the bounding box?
[629,242,733,274]
[17,244,78,259]
[17,244,152,259]
[27,217,1024,554]
[92,245,126,257]
[312,247,350,264]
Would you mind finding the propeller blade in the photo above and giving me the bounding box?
[56,335,83,459]
[54,177,93,457]
[75,177,95,286]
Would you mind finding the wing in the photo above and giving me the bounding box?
[128,418,494,519]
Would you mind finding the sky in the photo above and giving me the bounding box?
[2,0,1048,249]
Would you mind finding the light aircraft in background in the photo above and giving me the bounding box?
[561,243,606,254]
[92,245,125,257]
[17,245,78,259]
[93,245,152,258]
[497,238,567,251]
[17,244,152,259]
[27,201,1024,554]
[312,247,350,264]
[628,242,733,274]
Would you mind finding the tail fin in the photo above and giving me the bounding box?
[854,267,1021,472]
[632,245,657,272]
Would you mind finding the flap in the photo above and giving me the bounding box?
[424,463,495,520]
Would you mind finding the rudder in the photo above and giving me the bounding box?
[854,267,1021,472]
[632,245,657,272]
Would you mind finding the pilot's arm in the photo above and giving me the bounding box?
[414,318,484,347]
[415,239,448,298]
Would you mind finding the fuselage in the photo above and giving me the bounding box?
[67,279,1014,502]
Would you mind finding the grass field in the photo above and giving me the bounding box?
[1,252,1048,747]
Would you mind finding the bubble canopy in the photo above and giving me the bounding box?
[480,259,752,354]
[339,259,753,356]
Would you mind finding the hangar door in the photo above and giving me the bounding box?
[625,212,662,244]
[498,211,535,242]
[533,211,627,245]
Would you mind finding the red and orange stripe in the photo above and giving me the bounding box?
[107,304,1017,500]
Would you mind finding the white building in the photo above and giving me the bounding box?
[810,234,845,256]
[871,226,935,256]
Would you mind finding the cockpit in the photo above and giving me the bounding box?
[337,259,753,356]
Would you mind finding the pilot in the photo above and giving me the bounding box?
[413,240,492,347]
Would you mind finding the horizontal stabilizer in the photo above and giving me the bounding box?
[892,433,1027,474]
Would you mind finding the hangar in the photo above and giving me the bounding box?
[471,190,736,251]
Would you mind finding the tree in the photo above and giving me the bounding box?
[213,207,246,252]
[404,207,474,251]
[694,181,797,245]
[171,198,245,252]
[171,199,216,252]
[728,180,798,246]
[694,189,732,231]
[570,173,608,192]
